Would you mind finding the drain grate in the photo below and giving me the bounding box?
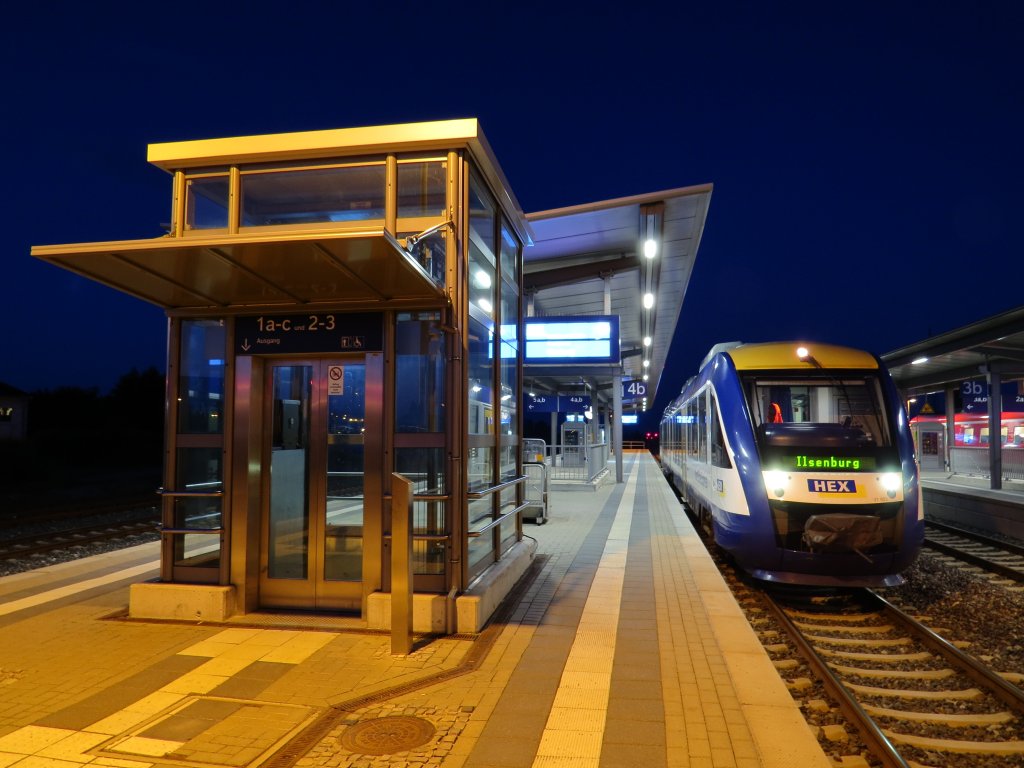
[339,715,436,755]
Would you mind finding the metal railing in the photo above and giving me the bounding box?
[950,446,1024,481]
[522,461,549,523]
[532,441,610,482]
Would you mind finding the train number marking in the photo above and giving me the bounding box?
[807,479,857,494]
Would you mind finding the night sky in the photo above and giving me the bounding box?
[5,2,1023,428]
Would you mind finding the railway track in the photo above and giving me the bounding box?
[924,521,1024,583]
[0,518,160,560]
[764,587,1024,767]
[0,494,158,530]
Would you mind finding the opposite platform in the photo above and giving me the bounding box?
[0,453,829,768]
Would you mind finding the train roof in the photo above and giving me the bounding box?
[717,342,879,371]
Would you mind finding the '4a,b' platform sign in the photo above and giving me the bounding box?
[622,380,647,402]
[235,312,383,355]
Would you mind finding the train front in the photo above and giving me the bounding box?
[739,344,923,587]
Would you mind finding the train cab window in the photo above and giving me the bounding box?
[746,376,892,448]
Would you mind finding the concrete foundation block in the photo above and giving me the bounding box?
[129,581,236,622]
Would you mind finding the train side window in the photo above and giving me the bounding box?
[710,394,732,469]
[697,393,707,462]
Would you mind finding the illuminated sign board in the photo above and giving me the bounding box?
[789,455,876,471]
[524,316,619,364]
[236,312,383,354]
[621,414,638,424]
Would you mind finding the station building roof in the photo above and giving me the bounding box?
[882,304,1024,396]
[31,119,526,312]
[523,185,712,413]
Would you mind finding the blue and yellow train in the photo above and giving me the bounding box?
[660,342,922,587]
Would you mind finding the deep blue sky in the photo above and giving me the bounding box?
[5,2,1023,426]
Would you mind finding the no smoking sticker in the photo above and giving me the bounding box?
[328,365,344,394]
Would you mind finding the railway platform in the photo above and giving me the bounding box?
[920,470,1024,541]
[0,452,828,768]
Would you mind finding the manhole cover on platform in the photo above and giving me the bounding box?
[339,715,436,755]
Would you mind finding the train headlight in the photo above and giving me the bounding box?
[764,470,788,498]
[880,472,901,498]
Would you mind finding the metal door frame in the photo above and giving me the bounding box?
[257,355,383,613]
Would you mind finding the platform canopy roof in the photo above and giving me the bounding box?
[882,304,1024,396]
[523,184,712,414]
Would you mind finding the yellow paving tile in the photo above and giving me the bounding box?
[122,692,186,716]
[175,640,236,658]
[532,757,597,768]
[0,726,77,755]
[85,711,154,738]
[195,654,260,676]
[37,732,110,762]
[0,754,22,768]
[14,756,83,768]
[206,628,264,644]
[544,707,606,732]
[535,729,603,759]
[89,759,154,768]
[109,737,182,758]
[245,630,301,647]
[258,633,336,664]
[551,688,610,711]
[160,672,228,695]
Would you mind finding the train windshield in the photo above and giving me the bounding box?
[745,375,893,462]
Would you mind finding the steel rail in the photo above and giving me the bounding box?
[869,590,1024,710]
[923,536,1024,582]
[926,519,1024,558]
[762,592,912,768]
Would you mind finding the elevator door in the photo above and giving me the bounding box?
[260,359,370,610]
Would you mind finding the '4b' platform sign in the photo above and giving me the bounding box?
[622,380,647,402]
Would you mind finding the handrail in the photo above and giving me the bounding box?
[157,488,224,499]
[159,526,225,535]
[466,475,527,500]
[467,502,531,537]
[382,493,451,503]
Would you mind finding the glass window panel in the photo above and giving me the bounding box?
[500,524,517,556]
[468,172,496,317]
[395,446,446,495]
[185,175,229,230]
[468,314,495,492]
[241,164,386,226]
[268,365,311,579]
[499,281,518,442]
[397,160,447,219]
[468,317,494,437]
[499,443,518,482]
[172,533,221,571]
[395,446,447,576]
[178,319,226,434]
[174,447,223,529]
[395,312,446,433]
[468,534,495,580]
[467,445,493,493]
[172,446,223,572]
[499,222,519,285]
[324,363,365,582]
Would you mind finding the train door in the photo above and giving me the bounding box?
[259,357,380,611]
[917,425,944,471]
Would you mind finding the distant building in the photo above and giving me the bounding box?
[0,382,28,441]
